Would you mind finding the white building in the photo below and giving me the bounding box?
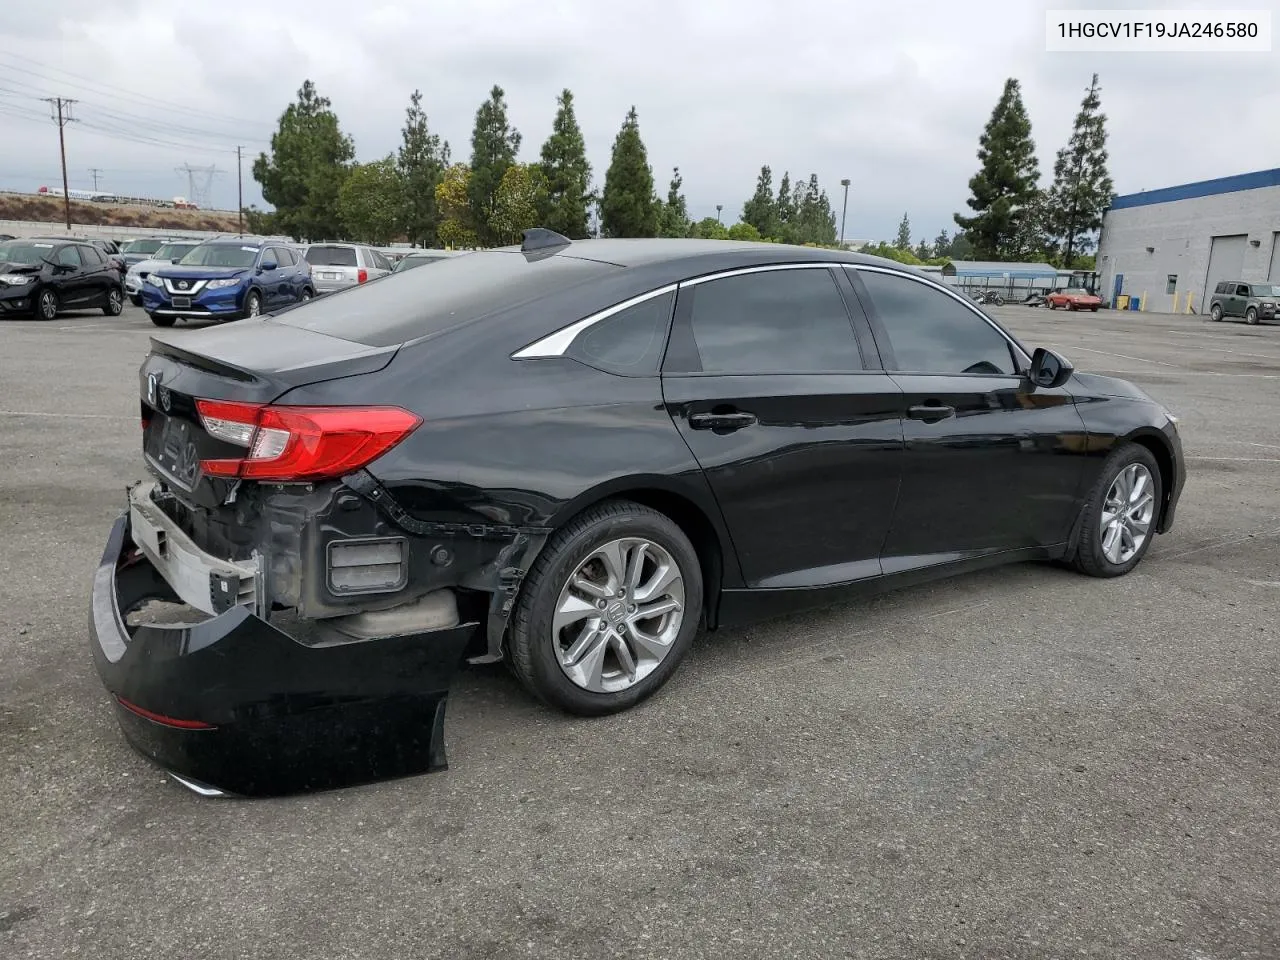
[1096,168,1280,314]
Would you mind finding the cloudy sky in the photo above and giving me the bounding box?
[1,0,1276,242]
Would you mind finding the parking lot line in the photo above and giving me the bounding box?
[0,410,136,421]
[1064,345,1179,366]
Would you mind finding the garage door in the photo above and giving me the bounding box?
[1269,233,1280,281]
[1202,234,1248,312]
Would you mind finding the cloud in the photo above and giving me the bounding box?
[1,0,1275,242]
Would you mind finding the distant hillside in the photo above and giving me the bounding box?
[0,193,240,232]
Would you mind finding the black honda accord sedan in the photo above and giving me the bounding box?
[89,230,1185,796]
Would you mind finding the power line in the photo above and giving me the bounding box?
[0,50,274,129]
[88,167,103,189]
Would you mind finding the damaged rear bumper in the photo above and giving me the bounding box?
[89,507,478,797]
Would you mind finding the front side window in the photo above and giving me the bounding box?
[56,246,82,267]
[80,245,106,265]
[268,247,294,267]
[856,269,1017,376]
[568,290,674,376]
[1236,284,1249,296]
[370,250,392,271]
[682,268,862,374]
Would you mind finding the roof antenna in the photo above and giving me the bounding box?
[521,228,572,253]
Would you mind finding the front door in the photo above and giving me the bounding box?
[54,245,91,306]
[662,264,903,589]
[848,266,1089,568]
[1230,283,1250,317]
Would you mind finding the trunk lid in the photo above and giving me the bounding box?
[140,318,399,510]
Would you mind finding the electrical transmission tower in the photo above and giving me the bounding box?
[175,163,220,208]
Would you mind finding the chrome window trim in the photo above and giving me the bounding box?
[510,262,839,361]
[845,264,1032,368]
[510,283,679,359]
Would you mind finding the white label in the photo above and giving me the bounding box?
[1046,9,1271,51]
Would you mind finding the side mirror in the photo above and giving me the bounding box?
[259,259,277,272]
[1028,347,1073,390]
[170,257,182,264]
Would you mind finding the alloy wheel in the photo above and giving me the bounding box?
[552,537,685,694]
[107,289,122,314]
[1100,463,1155,565]
[39,292,56,320]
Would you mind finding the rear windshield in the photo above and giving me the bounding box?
[274,250,616,347]
[305,245,358,267]
[154,242,199,261]
[394,255,446,272]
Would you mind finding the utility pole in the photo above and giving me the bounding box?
[44,97,77,231]
[839,178,851,246]
[715,204,723,224]
[88,167,103,190]
[236,146,243,236]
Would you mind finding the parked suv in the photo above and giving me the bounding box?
[303,243,393,294]
[124,239,202,305]
[142,238,315,327]
[1209,281,1279,325]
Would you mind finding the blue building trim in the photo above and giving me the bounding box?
[1110,168,1280,211]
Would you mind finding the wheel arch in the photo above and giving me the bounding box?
[546,476,742,628]
[1124,428,1176,530]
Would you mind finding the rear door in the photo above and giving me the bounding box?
[269,246,296,305]
[662,264,904,589]
[77,244,113,304]
[848,265,1088,565]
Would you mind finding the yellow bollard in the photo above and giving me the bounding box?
[1140,290,1147,312]
[1186,291,1194,314]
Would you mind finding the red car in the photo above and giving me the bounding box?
[1046,287,1102,311]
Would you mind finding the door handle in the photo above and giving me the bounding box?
[907,403,955,423]
[688,411,758,431]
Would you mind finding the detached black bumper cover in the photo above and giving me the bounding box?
[89,511,477,797]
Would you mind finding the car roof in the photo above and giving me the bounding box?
[507,237,926,274]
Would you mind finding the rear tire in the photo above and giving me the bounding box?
[150,314,176,327]
[1071,442,1162,579]
[1210,304,1223,322]
[1246,307,1259,325]
[102,287,124,316]
[36,289,58,321]
[508,500,703,717]
[300,287,314,302]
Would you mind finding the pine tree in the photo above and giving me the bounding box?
[600,106,657,238]
[397,89,449,248]
[253,80,354,241]
[776,171,794,227]
[954,78,1040,259]
[933,229,951,258]
[741,165,778,238]
[538,89,592,239]
[914,239,932,261]
[895,212,912,249]
[658,166,689,237]
[468,85,522,246]
[1045,73,1114,269]
[792,174,836,245]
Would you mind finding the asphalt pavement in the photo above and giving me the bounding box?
[2,303,1278,959]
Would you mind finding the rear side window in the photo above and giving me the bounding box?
[370,250,392,271]
[567,291,674,376]
[679,268,862,374]
[275,251,616,347]
[306,245,358,267]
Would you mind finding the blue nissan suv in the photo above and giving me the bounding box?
[142,238,314,327]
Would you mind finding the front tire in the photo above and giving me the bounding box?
[243,290,262,319]
[1071,443,1162,578]
[1246,307,1259,325]
[36,289,58,321]
[102,287,124,316]
[508,501,703,716]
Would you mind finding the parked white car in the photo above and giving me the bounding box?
[303,243,393,294]
[123,239,203,305]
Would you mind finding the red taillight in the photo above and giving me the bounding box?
[357,268,368,284]
[195,399,421,482]
[116,696,216,730]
